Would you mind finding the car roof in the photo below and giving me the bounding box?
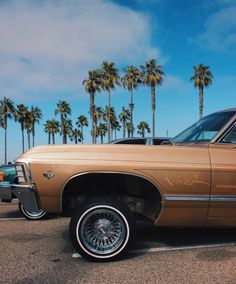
[213,108,236,114]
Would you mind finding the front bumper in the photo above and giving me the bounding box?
[0,183,40,212]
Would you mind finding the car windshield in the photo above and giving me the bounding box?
[171,111,235,144]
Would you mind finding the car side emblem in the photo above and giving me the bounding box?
[43,171,55,180]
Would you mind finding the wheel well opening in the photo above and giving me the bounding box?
[62,173,162,222]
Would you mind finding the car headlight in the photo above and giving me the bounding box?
[16,165,26,183]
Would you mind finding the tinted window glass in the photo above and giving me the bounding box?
[221,125,236,144]
[172,111,235,143]
[115,139,146,144]
[153,138,169,145]
[133,139,146,144]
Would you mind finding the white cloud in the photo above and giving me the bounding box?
[161,74,191,94]
[0,0,162,102]
[190,6,236,51]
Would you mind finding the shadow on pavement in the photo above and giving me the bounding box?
[135,222,236,249]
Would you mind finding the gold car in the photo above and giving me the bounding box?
[3,108,236,261]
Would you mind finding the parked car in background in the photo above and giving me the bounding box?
[0,164,47,220]
[110,137,170,145]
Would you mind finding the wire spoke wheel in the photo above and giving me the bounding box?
[80,208,126,255]
[70,199,135,261]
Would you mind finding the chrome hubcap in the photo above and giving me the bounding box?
[22,205,45,218]
[80,209,126,255]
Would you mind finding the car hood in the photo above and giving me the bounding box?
[17,144,209,165]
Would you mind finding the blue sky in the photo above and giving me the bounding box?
[1,0,236,163]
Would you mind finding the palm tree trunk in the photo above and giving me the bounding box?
[101,135,103,144]
[94,120,97,144]
[48,133,51,145]
[64,130,67,144]
[61,115,66,144]
[32,123,35,147]
[199,87,204,118]
[129,89,134,138]
[123,120,125,138]
[4,116,7,164]
[142,128,145,137]
[81,126,84,144]
[108,89,111,143]
[151,84,156,138]
[21,123,25,153]
[90,92,95,144]
[52,133,55,144]
[27,129,31,149]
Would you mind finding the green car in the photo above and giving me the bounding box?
[0,164,46,220]
[0,164,17,200]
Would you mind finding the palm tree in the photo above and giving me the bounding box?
[83,70,102,144]
[55,100,71,144]
[111,119,121,140]
[190,64,213,118]
[50,120,60,144]
[141,59,164,138]
[44,120,52,144]
[61,119,72,144]
[44,119,60,144]
[0,108,4,128]
[126,122,135,138]
[103,105,117,140]
[119,107,131,138]
[29,106,42,147]
[93,106,104,141]
[70,128,83,144]
[0,97,15,163]
[122,65,142,137]
[25,109,32,149]
[76,115,88,144]
[100,61,120,143]
[137,121,151,137]
[97,123,107,144]
[15,104,28,153]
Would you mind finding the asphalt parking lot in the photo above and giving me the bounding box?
[1,201,236,284]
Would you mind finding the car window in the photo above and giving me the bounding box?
[114,139,146,144]
[135,139,146,144]
[153,139,168,145]
[220,124,236,144]
[171,111,235,143]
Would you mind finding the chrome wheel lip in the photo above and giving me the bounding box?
[20,204,46,219]
[76,205,130,259]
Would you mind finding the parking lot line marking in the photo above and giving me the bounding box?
[72,242,236,258]
[72,253,81,258]
[0,217,25,221]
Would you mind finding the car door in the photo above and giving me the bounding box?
[208,123,236,225]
